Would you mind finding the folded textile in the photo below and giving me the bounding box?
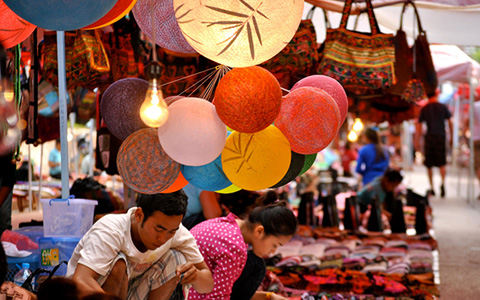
[2,241,32,257]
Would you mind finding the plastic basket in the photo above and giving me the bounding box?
[40,196,97,238]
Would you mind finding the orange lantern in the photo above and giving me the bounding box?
[213,66,282,133]
[0,0,36,49]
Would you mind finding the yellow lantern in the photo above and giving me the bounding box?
[173,0,304,67]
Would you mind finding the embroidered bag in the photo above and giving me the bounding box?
[317,0,396,97]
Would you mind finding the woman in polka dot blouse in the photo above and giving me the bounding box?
[188,201,298,300]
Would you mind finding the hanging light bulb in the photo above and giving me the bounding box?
[347,130,358,142]
[140,61,169,128]
[352,118,364,132]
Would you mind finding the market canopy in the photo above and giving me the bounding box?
[305,0,480,47]
[430,44,480,84]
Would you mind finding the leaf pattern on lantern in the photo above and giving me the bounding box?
[177,1,269,60]
[223,133,255,174]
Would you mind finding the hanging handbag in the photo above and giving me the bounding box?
[408,1,438,97]
[42,30,110,90]
[317,0,396,97]
[259,6,321,89]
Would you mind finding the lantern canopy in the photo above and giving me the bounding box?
[84,0,138,29]
[173,0,304,67]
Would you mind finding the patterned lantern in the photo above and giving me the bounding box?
[173,0,304,67]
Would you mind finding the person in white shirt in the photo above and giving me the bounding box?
[67,191,214,300]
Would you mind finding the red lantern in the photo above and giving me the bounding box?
[0,0,36,49]
[275,87,340,155]
[213,66,282,133]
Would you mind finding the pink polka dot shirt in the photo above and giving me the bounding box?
[188,213,248,300]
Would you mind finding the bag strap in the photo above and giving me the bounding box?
[399,0,425,34]
[340,0,380,34]
[306,6,331,29]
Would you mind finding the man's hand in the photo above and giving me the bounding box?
[176,261,213,294]
[175,262,197,285]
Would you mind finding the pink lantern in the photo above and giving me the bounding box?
[158,97,227,166]
[132,0,195,53]
[275,87,340,155]
[213,66,282,133]
[291,75,348,124]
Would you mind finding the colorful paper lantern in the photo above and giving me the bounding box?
[291,75,348,124]
[84,0,138,29]
[275,87,340,155]
[271,151,305,188]
[133,0,195,53]
[173,0,304,67]
[222,125,291,191]
[100,78,149,141]
[4,0,117,31]
[213,66,282,133]
[181,154,232,192]
[160,170,188,193]
[117,128,180,194]
[158,97,227,166]
[299,153,317,176]
[216,184,241,194]
[0,0,36,49]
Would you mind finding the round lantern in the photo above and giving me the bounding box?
[0,0,36,49]
[292,75,348,124]
[275,87,340,155]
[173,0,304,67]
[117,128,180,194]
[158,97,227,166]
[222,125,291,191]
[271,151,305,188]
[216,184,241,194]
[100,78,149,141]
[213,66,282,133]
[181,154,232,191]
[160,170,189,193]
[84,0,137,29]
[299,153,317,176]
[4,0,117,31]
[133,0,195,53]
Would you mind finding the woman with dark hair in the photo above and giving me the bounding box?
[356,127,390,186]
[188,201,298,300]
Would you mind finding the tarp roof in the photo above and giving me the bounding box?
[430,44,480,84]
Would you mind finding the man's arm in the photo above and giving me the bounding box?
[72,264,106,298]
[175,261,214,294]
[415,121,423,152]
[199,191,222,220]
[448,118,454,148]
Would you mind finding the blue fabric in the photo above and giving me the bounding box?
[183,184,202,218]
[357,176,386,210]
[48,147,61,176]
[355,144,389,186]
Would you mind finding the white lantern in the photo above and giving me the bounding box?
[173,0,304,67]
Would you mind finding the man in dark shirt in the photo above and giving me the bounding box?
[415,90,453,198]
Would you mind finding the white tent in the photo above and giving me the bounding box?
[305,0,480,47]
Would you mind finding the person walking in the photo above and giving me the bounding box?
[415,90,453,197]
